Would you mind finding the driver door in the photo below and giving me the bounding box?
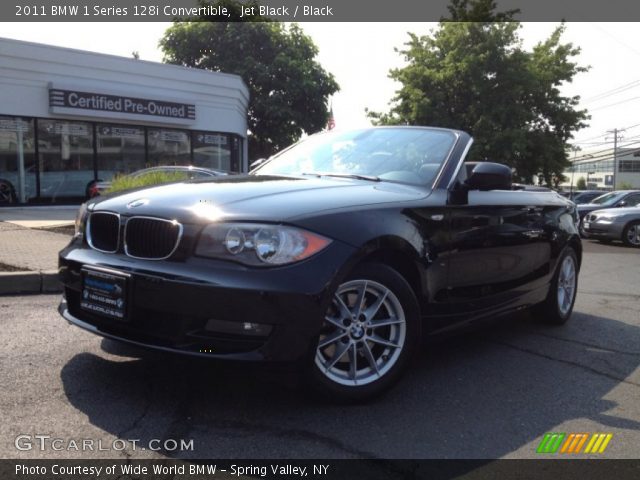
[445,191,551,320]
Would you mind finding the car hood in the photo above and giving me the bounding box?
[90,175,429,223]
[589,207,640,217]
[577,203,609,212]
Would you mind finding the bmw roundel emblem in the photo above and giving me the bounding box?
[127,198,149,209]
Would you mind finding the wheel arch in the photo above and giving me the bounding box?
[340,235,428,311]
[567,234,582,270]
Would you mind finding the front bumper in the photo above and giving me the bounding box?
[58,238,357,362]
[582,220,624,240]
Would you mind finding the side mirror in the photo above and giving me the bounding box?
[465,162,512,191]
[618,201,627,207]
[249,158,268,171]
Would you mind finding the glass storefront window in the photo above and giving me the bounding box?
[147,128,191,166]
[192,131,233,171]
[1,116,243,204]
[37,119,94,200]
[0,116,36,204]
[97,124,146,181]
[620,160,640,173]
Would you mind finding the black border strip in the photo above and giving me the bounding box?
[6,0,640,22]
[3,459,640,480]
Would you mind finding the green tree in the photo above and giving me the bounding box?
[369,0,589,185]
[160,0,339,160]
[576,177,587,190]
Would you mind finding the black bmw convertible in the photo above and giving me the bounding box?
[59,127,581,401]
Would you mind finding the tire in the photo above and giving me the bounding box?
[533,248,578,325]
[622,221,640,248]
[578,219,589,238]
[308,262,421,403]
[0,179,16,204]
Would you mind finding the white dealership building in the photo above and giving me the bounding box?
[0,37,249,204]
[561,147,640,191]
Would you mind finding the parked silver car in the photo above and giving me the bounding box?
[90,165,228,197]
[582,207,640,247]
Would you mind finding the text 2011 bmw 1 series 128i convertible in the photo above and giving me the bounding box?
[59,127,581,401]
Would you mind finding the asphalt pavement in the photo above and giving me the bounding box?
[0,241,638,460]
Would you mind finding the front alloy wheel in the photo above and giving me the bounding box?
[622,221,640,248]
[310,263,420,402]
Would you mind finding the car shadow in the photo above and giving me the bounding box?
[586,238,638,250]
[60,309,640,460]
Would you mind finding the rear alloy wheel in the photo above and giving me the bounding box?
[622,221,640,248]
[309,263,420,402]
[533,248,578,325]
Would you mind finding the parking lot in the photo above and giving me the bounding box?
[1,240,639,460]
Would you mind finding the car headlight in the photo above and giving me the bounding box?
[74,202,88,236]
[195,223,332,266]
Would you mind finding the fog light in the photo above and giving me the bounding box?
[205,318,273,337]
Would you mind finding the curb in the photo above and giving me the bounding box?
[0,270,62,295]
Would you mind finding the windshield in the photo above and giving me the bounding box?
[253,128,458,186]
[590,192,625,206]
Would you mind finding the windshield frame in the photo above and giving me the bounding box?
[251,126,462,188]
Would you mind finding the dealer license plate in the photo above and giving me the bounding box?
[80,268,129,321]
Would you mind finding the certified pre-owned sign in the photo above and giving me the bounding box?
[49,87,196,121]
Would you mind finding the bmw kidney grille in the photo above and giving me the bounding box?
[87,212,182,259]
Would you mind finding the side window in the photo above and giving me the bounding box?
[190,171,214,179]
[624,194,640,207]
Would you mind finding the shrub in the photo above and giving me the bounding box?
[106,171,189,194]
